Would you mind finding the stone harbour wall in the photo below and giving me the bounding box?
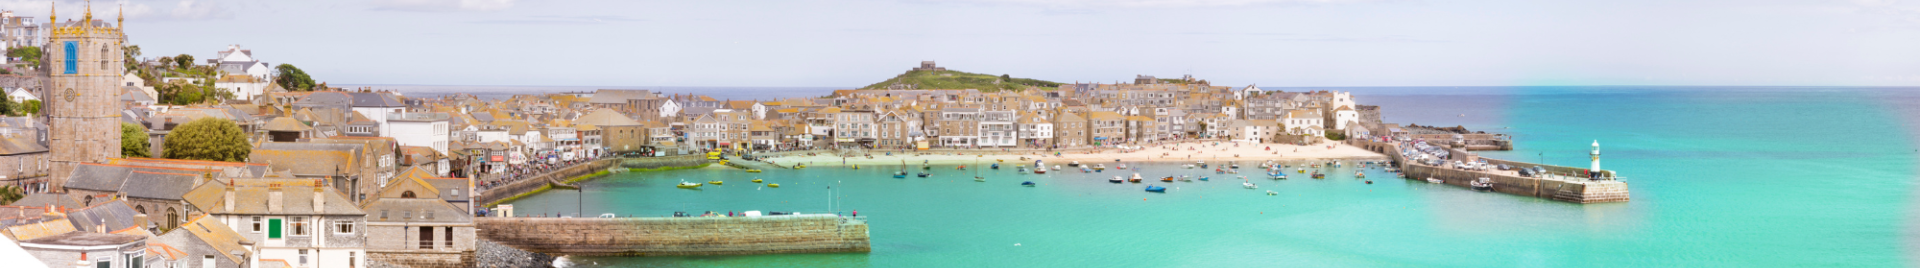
[368,251,474,268]
[476,215,871,256]
[1353,140,1629,204]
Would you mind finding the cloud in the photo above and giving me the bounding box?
[371,0,515,12]
[919,0,1370,8]
[0,0,232,21]
[470,15,643,25]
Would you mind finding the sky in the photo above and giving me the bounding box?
[9,0,1920,87]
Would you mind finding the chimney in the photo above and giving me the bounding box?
[134,214,149,232]
[224,180,236,212]
[268,183,283,213]
[312,180,325,213]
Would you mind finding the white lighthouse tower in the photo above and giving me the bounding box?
[1589,140,1602,173]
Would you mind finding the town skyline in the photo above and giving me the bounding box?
[6,0,1916,88]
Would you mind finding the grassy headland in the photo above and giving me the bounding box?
[860,69,1061,92]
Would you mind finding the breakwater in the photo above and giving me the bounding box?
[1353,140,1629,203]
[478,156,711,206]
[475,215,871,256]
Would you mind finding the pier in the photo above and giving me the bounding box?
[476,215,871,256]
[1354,140,1629,203]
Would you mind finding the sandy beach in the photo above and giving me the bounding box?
[760,141,1388,168]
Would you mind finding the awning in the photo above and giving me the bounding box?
[1094,137,1108,140]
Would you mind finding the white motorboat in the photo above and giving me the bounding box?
[1426,178,1444,183]
[1243,182,1258,189]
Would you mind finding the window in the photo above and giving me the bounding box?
[251,217,262,232]
[62,41,76,74]
[299,249,309,265]
[445,227,455,248]
[203,255,215,268]
[292,217,307,236]
[335,220,355,234]
[349,252,356,268]
[401,191,416,198]
[419,226,434,249]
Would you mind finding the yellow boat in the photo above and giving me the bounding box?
[708,180,723,185]
[676,182,702,189]
[752,178,763,183]
[794,164,807,169]
[768,183,780,188]
[746,169,762,173]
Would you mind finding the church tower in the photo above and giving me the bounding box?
[46,2,125,190]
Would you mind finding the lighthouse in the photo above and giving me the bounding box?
[1590,140,1602,173]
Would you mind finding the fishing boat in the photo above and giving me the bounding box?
[1109,176,1125,183]
[1069,161,1081,167]
[1355,171,1365,178]
[1144,185,1167,192]
[1297,167,1307,173]
[1266,190,1278,196]
[1054,165,1062,170]
[768,183,780,188]
[1471,178,1494,191]
[895,160,909,178]
[1229,162,1240,169]
[1017,165,1028,173]
[1198,161,1208,168]
[1426,178,1444,183]
[1117,163,1128,169]
[1080,167,1092,173]
[1183,164,1195,169]
[752,178,763,183]
[1198,177,1209,181]
[677,182,703,189]
[708,180,724,185]
[1034,166,1048,174]
[1179,176,1192,182]
[794,164,807,169]
[1160,176,1174,182]
[975,177,986,182]
[991,163,1000,169]
[1022,181,1037,187]
[1243,181,1258,189]
[1310,171,1325,179]
[1365,180,1374,184]
[1094,164,1105,172]
[746,169,762,173]
[918,172,931,178]
[1128,176,1143,183]
[1271,172,1287,180]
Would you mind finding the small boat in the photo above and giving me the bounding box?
[1109,176,1125,183]
[708,180,724,185]
[1054,165,1062,170]
[1017,166,1028,172]
[767,183,780,188]
[1311,171,1325,179]
[1243,182,1258,189]
[1426,178,1444,183]
[746,169,763,173]
[1198,161,1208,168]
[1471,178,1494,191]
[894,172,908,179]
[1355,171,1365,178]
[1128,177,1143,183]
[1198,177,1209,181]
[1094,164,1105,172]
[1069,161,1081,167]
[957,165,966,170]
[975,176,986,182]
[1022,181,1037,187]
[1266,190,1277,195]
[1183,164,1195,169]
[852,164,858,169]
[1144,185,1166,192]
[677,182,703,189]
[794,164,807,169]
[1229,162,1240,169]
[751,178,763,183]
[1160,176,1174,182]
[991,163,1000,169]
[918,172,931,178]
[1179,176,1192,182]
[1365,180,1374,184]
[1117,164,1128,169]
[1035,166,1048,174]
[1271,173,1287,180]
[1297,168,1306,173]
[1215,168,1225,174]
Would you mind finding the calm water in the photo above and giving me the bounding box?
[506,87,1920,267]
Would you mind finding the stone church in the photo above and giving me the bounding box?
[44,6,124,190]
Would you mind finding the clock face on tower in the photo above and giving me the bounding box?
[64,88,76,102]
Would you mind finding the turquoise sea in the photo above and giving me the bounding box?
[505,87,1920,267]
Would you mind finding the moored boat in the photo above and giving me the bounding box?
[677,182,703,189]
[1426,178,1444,183]
[1355,171,1365,178]
[767,183,780,188]
[1109,176,1125,183]
[1144,185,1167,192]
[918,172,931,178]
[1069,161,1081,167]
[1266,190,1278,195]
[746,169,762,173]
[1471,177,1494,191]
[708,180,724,185]
[975,177,986,182]
[1160,176,1174,182]
[991,163,1000,169]
[752,178,763,183]
[1243,181,1258,189]
[1022,181,1037,187]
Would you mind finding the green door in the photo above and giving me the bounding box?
[268,218,283,238]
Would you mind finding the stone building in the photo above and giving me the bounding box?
[45,7,126,191]
[359,175,476,268]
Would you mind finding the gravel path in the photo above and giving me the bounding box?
[477,239,556,268]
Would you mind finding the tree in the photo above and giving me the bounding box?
[122,122,150,158]
[21,99,37,115]
[123,45,141,71]
[6,46,41,69]
[173,54,195,69]
[0,185,21,205]
[274,64,315,91]
[162,117,250,162]
[0,96,14,116]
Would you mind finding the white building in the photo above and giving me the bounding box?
[212,74,269,101]
[211,44,272,78]
[184,179,368,268]
[979,110,1017,147]
[349,92,406,134]
[1332,105,1359,130]
[385,112,452,155]
[1284,109,1325,137]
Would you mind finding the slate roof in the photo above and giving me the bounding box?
[589,89,652,104]
[67,200,141,233]
[293,92,352,109]
[18,231,143,247]
[0,133,46,156]
[171,215,253,264]
[9,193,84,209]
[573,108,642,127]
[183,179,366,216]
[348,92,406,107]
[62,163,204,200]
[264,117,311,132]
[362,198,471,224]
